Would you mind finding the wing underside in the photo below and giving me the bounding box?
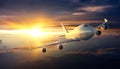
[33,39,80,49]
[96,18,108,30]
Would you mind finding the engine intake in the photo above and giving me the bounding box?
[104,25,108,30]
[96,30,102,36]
[57,44,63,50]
[42,48,47,53]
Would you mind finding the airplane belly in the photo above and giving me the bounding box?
[75,32,94,40]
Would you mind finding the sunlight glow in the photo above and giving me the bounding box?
[28,28,43,37]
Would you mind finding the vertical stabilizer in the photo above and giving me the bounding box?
[61,23,69,33]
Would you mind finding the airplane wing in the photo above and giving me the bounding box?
[33,39,80,50]
[0,39,80,54]
[96,18,108,30]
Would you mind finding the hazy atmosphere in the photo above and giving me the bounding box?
[0,0,120,69]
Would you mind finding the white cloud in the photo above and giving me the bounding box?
[72,5,112,15]
[0,15,15,18]
[77,5,112,12]
[72,12,85,15]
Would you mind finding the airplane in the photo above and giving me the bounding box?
[33,18,108,53]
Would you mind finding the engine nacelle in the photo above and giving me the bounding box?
[104,25,108,30]
[57,44,63,50]
[99,25,108,30]
[96,30,102,36]
[42,48,47,53]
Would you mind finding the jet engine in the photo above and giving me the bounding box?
[103,25,108,30]
[99,25,108,30]
[42,48,47,53]
[57,44,63,50]
[96,30,102,36]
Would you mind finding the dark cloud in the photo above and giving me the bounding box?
[65,48,120,56]
[0,29,120,69]
[0,0,119,16]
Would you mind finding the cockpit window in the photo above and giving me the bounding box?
[84,24,88,27]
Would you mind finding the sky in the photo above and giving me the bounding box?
[0,0,120,29]
[0,0,120,69]
[0,29,120,69]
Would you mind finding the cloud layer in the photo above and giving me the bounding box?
[65,48,120,56]
[0,0,119,29]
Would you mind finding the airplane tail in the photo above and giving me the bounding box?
[61,23,69,33]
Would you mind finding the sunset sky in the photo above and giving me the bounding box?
[0,0,120,29]
[0,0,120,69]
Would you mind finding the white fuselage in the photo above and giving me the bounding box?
[65,24,96,40]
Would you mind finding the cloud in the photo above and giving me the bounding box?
[72,5,112,15]
[78,6,112,12]
[72,12,85,15]
[0,15,15,18]
[0,49,16,54]
[0,47,32,54]
[0,0,119,28]
[65,48,120,56]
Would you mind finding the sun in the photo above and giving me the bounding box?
[28,28,43,37]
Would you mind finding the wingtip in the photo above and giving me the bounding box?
[104,18,108,23]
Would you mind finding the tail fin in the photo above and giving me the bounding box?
[61,23,69,33]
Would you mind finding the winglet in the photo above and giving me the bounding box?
[61,23,69,33]
[103,18,108,23]
[96,18,108,29]
[104,18,108,22]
